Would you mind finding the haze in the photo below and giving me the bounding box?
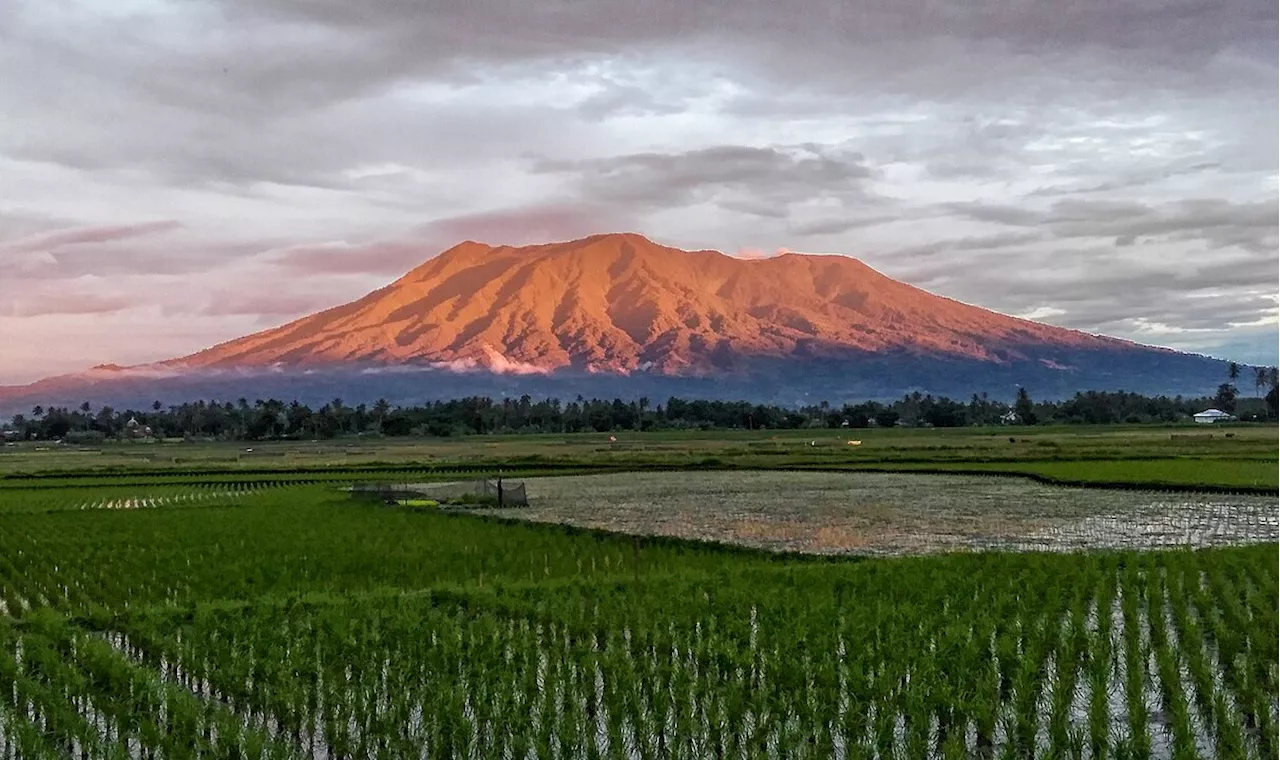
[1,0,1276,384]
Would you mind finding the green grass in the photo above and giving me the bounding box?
[2,424,1276,496]
[844,457,1280,490]
[3,423,1275,480]
[395,498,440,507]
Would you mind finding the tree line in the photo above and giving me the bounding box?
[4,378,1276,443]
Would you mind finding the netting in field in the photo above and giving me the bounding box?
[351,479,528,507]
[415,479,528,506]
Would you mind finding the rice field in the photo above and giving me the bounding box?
[1,543,1275,759]
[0,464,1275,758]
[495,471,1279,555]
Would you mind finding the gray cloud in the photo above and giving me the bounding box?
[205,0,1276,94]
[1027,161,1223,197]
[0,0,1275,379]
[534,144,878,214]
[944,197,1278,254]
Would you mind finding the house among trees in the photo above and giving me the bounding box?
[1192,408,1234,424]
[124,416,153,437]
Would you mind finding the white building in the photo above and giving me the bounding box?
[1192,408,1234,424]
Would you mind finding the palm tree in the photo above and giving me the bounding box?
[330,398,346,434]
[373,398,391,432]
[237,398,251,436]
[1255,366,1267,398]
[31,405,43,420]
[1228,361,1240,383]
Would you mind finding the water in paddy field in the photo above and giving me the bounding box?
[1015,500,1278,552]
[498,471,1279,555]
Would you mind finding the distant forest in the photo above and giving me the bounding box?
[5,377,1276,442]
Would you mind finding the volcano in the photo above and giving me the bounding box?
[0,233,1232,409]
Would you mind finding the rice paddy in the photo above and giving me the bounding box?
[0,427,1275,758]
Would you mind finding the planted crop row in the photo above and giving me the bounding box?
[2,545,1271,759]
[0,487,795,620]
[0,464,590,491]
[2,475,1275,758]
[0,618,297,759]
[0,482,284,515]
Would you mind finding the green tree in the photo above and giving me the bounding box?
[1212,383,1237,414]
[373,398,391,432]
[1014,388,1036,425]
[329,397,347,434]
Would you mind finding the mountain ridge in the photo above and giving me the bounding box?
[0,232,1231,411]
[165,232,1141,375]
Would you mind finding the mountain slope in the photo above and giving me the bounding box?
[173,232,1133,374]
[1,232,1232,411]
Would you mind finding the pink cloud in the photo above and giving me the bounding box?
[731,246,788,260]
[3,221,183,254]
[0,291,134,318]
[264,239,432,275]
[200,289,346,317]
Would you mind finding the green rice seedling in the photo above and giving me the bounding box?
[1119,563,1152,760]
[1145,566,1197,760]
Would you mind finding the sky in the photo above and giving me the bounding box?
[1,0,1277,384]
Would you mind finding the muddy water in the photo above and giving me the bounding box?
[490,471,1278,555]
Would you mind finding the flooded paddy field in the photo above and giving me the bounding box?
[494,471,1279,555]
[2,478,1275,758]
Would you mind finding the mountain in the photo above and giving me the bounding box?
[0,233,1234,411]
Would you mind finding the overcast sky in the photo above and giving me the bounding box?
[2,0,1276,384]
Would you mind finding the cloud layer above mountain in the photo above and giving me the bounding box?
[1,0,1275,383]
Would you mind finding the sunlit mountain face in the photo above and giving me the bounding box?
[0,234,1236,411]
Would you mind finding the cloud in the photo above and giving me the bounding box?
[416,204,630,247]
[200,290,348,318]
[943,197,1278,254]
[0,0,1275,381]
[731,247,788,260]
[2,220,182,254]
[534,144,878,214]
[0,291,134,318]
[263,239,437,275]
